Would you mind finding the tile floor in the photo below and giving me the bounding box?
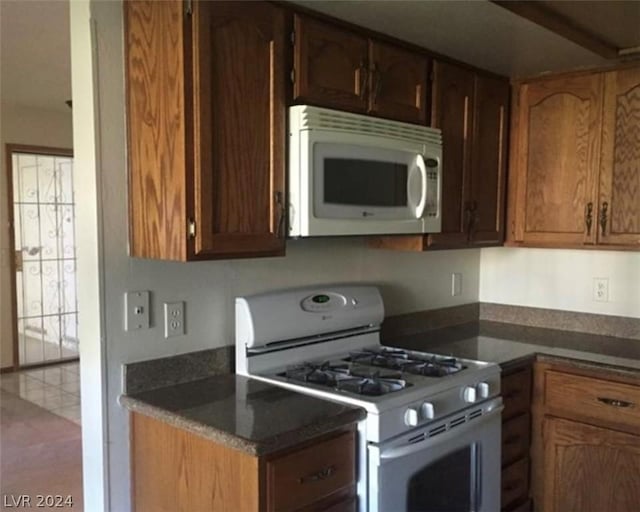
[0,362,81,425]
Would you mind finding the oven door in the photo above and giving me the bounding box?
[368,400,503,512]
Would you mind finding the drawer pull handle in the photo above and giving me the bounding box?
[298,465,336,484]
[597,397,633,408]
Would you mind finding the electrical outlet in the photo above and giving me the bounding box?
[164,302,185,338]
[593,278,609,302]
[451,273,463,297]
[125,291,150,331]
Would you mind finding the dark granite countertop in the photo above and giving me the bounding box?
[388,321,640,377]
[119,374,365,457]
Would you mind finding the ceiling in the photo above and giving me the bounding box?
[0,0,71,112]
[0,0,637,113]
[538,0,640,50]
[292,0,628,77]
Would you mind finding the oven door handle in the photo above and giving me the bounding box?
[379,404,504,461]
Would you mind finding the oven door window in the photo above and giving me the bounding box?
[407,445,476,512]
[313,142,424,220]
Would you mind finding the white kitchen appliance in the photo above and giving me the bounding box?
[288,105,442,237]
[236,285,502,512]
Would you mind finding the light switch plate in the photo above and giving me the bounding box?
[125,291,150,331]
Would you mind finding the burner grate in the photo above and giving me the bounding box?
[279,362,409,396]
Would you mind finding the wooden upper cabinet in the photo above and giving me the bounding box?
[368,41,429,124]
[510,74,604,246]
[293,14,428,124]
[428,61,475,248]
[126,0,188,260]
[508,65,640,250]
[194,1,286,258]
[470,75,509,246]
[598,66,640,247]
[293,15,369,114]
[125,0,286,260]
[369,62,509,251]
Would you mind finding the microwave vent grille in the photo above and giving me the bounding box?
[295,106,442,146]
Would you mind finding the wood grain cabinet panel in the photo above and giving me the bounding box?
[292,14,429,125]
[532,362,640,511]
[125,0,286,260]
[293,15,369,114]
[368,41,429,124]
[194,1,286,258]
[470,74,509,245]
[598,66,640,247]
[514,74,603,246]
[370,61,508,251]
[131,413,357,512]
[507,64,640,250]
[542,417,640,512]
[428,61,476,248]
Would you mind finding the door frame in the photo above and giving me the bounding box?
[5,143,75,370]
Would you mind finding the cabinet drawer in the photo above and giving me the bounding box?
[502,413,530,467]
[544,370,640,433]
[501,457,529,510]
[266,430,355,512]
[502,367,532,420]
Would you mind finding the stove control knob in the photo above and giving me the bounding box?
[463,386,477,403]
[477,381,490,399]
[420,402,435,420]
[404,407,420,427]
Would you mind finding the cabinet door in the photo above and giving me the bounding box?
[469,75,509,246]
[125,0,188,260]
[542,417,640,512]
[368,41,429,124]
[193,1,286,258]
[513,75,603,246]
[427,61,475,248]
[293,15,368,113]
[598,66,640,247]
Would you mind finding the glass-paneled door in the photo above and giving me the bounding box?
[9,146,78,367]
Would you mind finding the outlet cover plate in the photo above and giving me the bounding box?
[164,302,185,338]
[593,278,609,302]
[451,273,463,297]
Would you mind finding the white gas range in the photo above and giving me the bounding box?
[236,285,503,512]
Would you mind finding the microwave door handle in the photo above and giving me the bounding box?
[379,404,504,461]
[414,154,427,218]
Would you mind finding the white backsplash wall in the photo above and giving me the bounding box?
[89,2,481,510]
[480,247,640,318]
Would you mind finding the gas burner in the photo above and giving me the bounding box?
[281,362,348,386]
[345,348,466,377]
[279,361,409,396]
[336,375,407,396]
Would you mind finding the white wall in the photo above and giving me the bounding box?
[0,103,73,369]
[81,2,481,510]
[480,247,640,318]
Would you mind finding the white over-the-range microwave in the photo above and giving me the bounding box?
[288,105,442,237]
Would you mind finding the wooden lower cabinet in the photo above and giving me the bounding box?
[501,363,533,511]
[532,361,640,512]
[131,413,357,512]
[542,417,640,512]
